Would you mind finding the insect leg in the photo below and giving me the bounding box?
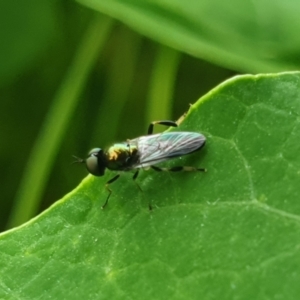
[151,165,207,172]
[132,170,152,210]
[147,120,178,135]
[102,174,120,209]
[132,170,143,192]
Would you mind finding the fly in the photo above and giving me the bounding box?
[74,120,206,208]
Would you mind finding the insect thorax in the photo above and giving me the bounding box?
[105,143,139,171]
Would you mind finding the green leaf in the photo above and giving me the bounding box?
[77,0,300,72]
[1,72,300,299]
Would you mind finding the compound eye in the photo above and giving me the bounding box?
[85,148,105,176]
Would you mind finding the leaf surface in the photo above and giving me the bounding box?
[1,73,300,299]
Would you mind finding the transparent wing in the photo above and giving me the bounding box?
[130,131,206,168]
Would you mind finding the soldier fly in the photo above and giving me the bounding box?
[74,120,206,208]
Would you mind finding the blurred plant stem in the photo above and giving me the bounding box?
[7,14,114,228]
[146,45,180,128]
[91,26,142,145]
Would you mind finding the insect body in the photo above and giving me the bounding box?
[75,120,206,208]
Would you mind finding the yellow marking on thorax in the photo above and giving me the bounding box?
[108,149,120,161]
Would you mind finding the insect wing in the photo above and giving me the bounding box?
[132,132,206,168]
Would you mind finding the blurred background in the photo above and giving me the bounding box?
[1,0,299,230]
